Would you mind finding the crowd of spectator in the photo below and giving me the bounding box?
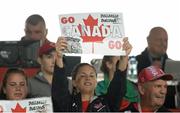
[0,14,179,112]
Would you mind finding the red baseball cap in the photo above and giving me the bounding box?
[138,66,173,83]
[38,42,55,56]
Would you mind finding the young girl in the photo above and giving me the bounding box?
[52,37,132,112]
[0,68,28,100]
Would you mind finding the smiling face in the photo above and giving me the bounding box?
[3,73,28,100]
[72,64,97,95]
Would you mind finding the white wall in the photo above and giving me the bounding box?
[0,0,179,62]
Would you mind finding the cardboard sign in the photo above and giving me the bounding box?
[0,97,53,113]
[59,13,126,55]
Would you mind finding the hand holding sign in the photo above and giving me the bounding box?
[122,37,132,56]
[118,37,132,71]
[59,13,125,55]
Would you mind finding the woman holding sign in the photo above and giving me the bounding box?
[52,37,132,112]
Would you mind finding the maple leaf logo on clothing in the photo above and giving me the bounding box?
[11,103,26,113]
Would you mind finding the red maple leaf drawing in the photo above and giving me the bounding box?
[78,14,105,42]
[11,103,26,113]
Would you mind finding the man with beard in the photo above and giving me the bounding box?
[136,27,176,108]
[136,26,169,74]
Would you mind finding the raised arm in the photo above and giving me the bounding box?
[52,37,70,112]
[106,37,132,111]
[55,37,67,68]
[118,37,132,71]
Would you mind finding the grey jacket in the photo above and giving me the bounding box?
[28,72,52,97]
[28,71,72,97]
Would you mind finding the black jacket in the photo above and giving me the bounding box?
[52,65,127,112]
[136,48,168,74]
[120,102,171,112]
[135,48,176,109]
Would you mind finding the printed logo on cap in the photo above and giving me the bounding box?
[148,66,159,78]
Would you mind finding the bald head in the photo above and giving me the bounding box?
[147,27,168,57]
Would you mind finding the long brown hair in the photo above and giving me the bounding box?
[71,63,97,95]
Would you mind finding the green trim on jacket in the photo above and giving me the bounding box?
[95,73,140,102]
